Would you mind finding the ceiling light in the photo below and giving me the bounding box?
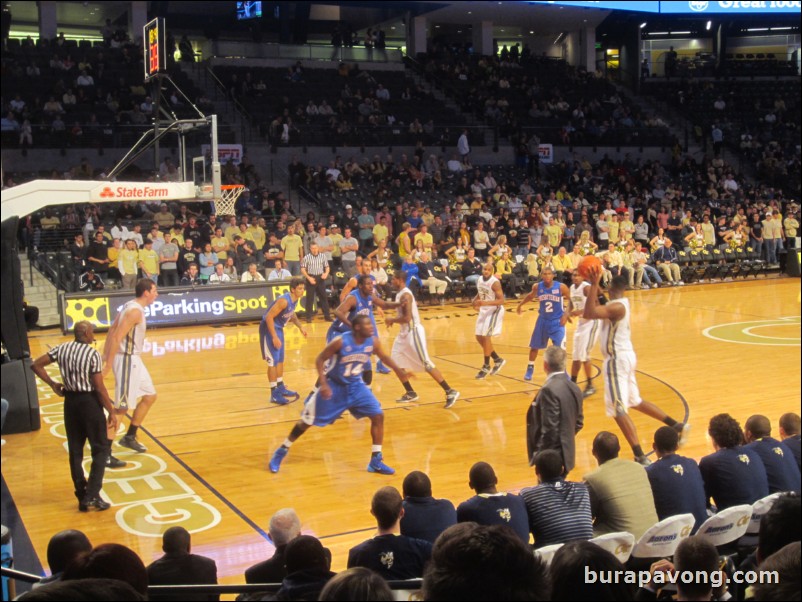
[639,22,647,29]
[648,31,668,35]
[771,26,792,30]
[706,20,711,30]
[671,31,691,34]
[747,27,768,31]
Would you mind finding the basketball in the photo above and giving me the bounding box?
[578,255,603,280]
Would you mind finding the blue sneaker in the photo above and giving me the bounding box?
[278,383,300,401]
[269,446,288,473]
[367,453,395,475]
[375,361,392,375]
[524,365,534,381]
[270,389,291,405]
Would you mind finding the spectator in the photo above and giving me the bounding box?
[550,541,633,602]
[744,414,801,494]
[281,224,304,276]
[241,263,265,283]
[583,431,658,539]
[181,263,201,286]
[178,238,198,275]
[159,234,180,287]
[462,247,482,285]
[399,471,457,544]
[652,239,684,286]
[39,530,92,586]
[274,536,335,601]
[246,508,302,585]
[521,450,593,548]
[208,264,231,284]
[418,252,448,302]
[456,462,530,543]
[118,239,140,289]
[422,523,550,601]
[62,543,148,597]
[646,426,708,532]
[223,257,238,281]
[137,239,160,284]
[146,526,218,602]
[78,269,105,292]
[268,260,292,281]
[750,541,801,602]
[639,536,721,602]
[319,567,393,602]
[779,412,801,470]
[699,413,769,510]
[198,243,218,282]
[347,486,432,580]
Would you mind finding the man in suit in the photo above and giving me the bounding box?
[583,431,658,539]
[526,346,584,475]
[245,508,302,585]
[146,527,218,601]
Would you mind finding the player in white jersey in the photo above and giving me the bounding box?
[568,272,599,398]
[583,271,688,466]
[473,262,506,379]
[102,278,159,454]
[386,270,460,408]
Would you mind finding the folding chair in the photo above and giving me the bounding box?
[534,543,564,566]
[631,513,696,560]
[590,532,636,564]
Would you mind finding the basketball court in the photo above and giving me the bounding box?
[2,277,799,581]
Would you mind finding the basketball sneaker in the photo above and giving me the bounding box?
[397,392,419,403]
[444,389,460,409]
[524,365,534,381]
[367,453,395,475]
[583,385,596,398]
[635,454,653,467]
[119,434,146,453]
[269,446,288,473]
[106,455,127,469]
[489,358,506,375]
[476,366,491,379]
[375,361,392,375]
[278,383,300,401]
[675,422,691,447]
[270,389,292,405]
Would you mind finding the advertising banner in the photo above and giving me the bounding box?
[60,282,307,333]
[539,143,555,164]
[201,144,244,166]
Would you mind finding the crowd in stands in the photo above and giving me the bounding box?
[19,412,802,601]
[416,46,673,147]
[214,60,463,149]
[15,145,800,296]
[0,33,210,152]
[644,78,801,198]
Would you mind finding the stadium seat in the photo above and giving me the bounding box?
[696,505,753,548]
[589,532,636,564]
[738,492,782,551]
[534,543,564,566]
[631,513,696,560]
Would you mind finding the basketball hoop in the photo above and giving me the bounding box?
[213,184,245,217]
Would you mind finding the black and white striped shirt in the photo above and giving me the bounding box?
[301,252,329,276]
[47,341,103,393]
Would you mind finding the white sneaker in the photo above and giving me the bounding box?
[652,283,658,289]
[641,284,650,289]
[678,281,685,286]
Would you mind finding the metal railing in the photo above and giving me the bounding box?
[203,39,404,64]
[0,122,240,151]
[0,567,422,599]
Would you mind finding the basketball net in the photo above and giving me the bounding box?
[213,184,245,217]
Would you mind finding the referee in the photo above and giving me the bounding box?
[31,321,119,512]
[301,242,332,322]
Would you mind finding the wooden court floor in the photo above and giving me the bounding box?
[4,277,800,586]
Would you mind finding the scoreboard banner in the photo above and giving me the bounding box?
[60,281,310,334]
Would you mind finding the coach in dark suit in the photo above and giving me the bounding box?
[146,527,218,601]
[526,346,584,475]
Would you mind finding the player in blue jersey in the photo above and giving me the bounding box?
[268,315,414,475]
[335,262,392,374]
[328,273,397,383]
[516,266,571,381]
[260,277,308,405]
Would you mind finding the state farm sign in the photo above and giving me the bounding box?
[90,181,197,202]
